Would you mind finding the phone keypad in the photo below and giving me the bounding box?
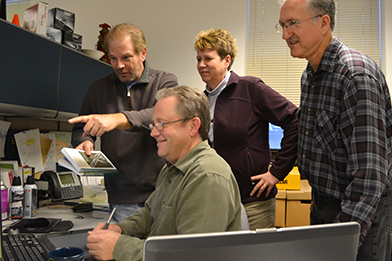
[61,186,83,199]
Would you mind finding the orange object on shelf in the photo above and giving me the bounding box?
[12,14,20,26]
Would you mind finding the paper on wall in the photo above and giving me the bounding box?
[0,120,11,158]
[49,131,72,145]
[55,139,71,161]
[0,161,21,188]
[14,129,44,172]
[41,133,56,171]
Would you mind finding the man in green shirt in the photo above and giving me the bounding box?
[86,85,242,261]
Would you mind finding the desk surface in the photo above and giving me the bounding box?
[2,203,111,261]
[3,202,111,232]
[37,204,111,230]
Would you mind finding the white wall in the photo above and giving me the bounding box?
[29,0,247,90]
[6,2,29,23]
[28,0,391,88]
[381,0,392,86]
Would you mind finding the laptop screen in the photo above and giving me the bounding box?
[143,222,360,261]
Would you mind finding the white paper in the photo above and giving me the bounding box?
[0,120,11,158]
[0,161,21,188]
[14,129,44,172]
[41,133,56,171]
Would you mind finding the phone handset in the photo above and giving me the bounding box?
[41,171,62,199]
[40,171,83,201]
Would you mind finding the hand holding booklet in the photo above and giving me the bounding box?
[58,147,118,176]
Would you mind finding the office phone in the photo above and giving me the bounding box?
[40,171,83,202]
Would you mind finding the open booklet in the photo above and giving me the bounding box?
[58,148,118,176]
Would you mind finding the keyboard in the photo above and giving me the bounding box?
[2,233,49,261]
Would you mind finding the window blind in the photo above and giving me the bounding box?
[247,0,380,106]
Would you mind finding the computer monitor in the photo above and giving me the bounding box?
[269,123,284,150]
[143,222,360,261]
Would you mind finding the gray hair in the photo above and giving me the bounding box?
[307,0,336,31]
[156,86,210,141]
[278,0,336,31]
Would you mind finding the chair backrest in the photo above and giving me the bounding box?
[240,203,250,230]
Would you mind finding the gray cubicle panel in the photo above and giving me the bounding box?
[0,19,60,117]
[58,47,112,115]
[0,18,112,120]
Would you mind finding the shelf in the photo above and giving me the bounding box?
[0,19,112,121]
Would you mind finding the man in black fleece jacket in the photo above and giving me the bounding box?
[69,23,178,222]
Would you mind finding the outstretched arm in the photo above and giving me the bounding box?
[69,113,131,138]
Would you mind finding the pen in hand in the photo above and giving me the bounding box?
[103,207,116,230]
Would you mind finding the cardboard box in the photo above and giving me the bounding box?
[275,189,286,227]
[62,31,82,51]
[276,166,301,190]
[47,7,75,32]
[23,2,48,36]
[46,26,62,43]
[285,180,312,227]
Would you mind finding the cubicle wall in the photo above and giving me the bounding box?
[0,19,112,121]
[59,47,112,115]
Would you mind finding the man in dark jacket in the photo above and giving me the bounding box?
[69,23,178,222]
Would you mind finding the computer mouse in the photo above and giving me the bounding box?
[23,218,50,228]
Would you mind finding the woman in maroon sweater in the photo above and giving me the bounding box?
[194,28,298,229]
